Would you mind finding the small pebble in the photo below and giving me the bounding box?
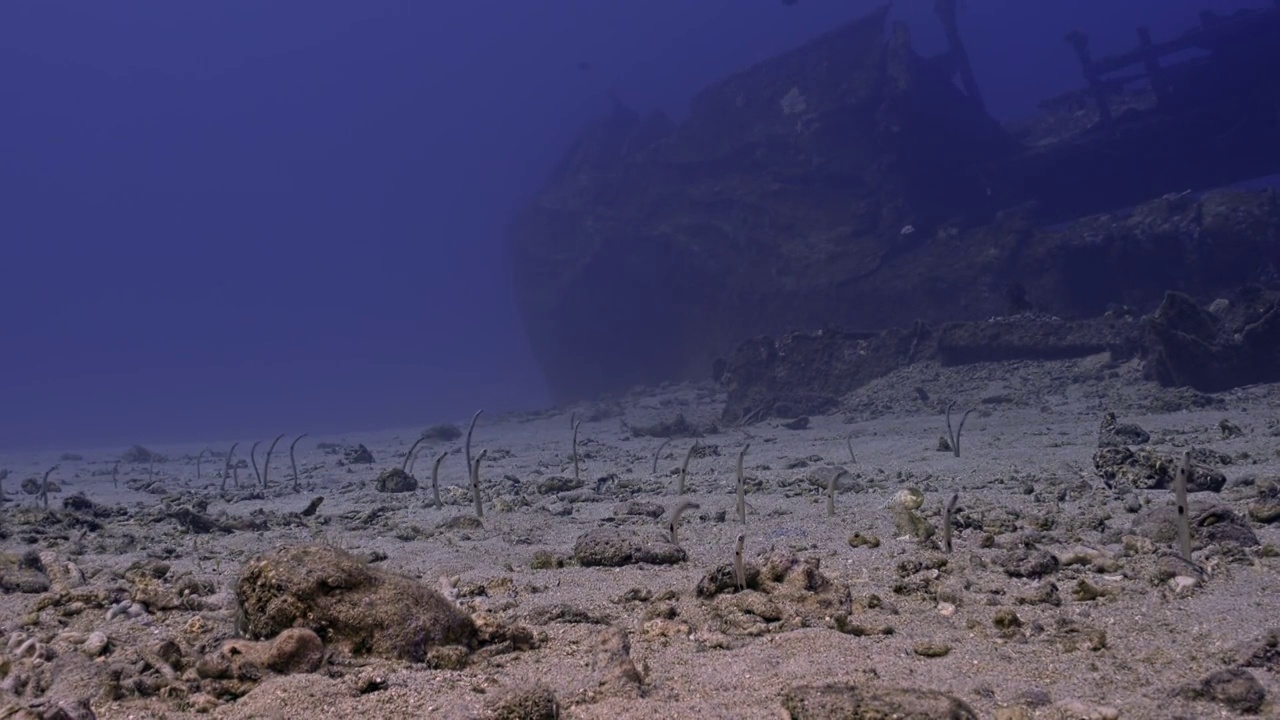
[84,631,109,658]
[912,642,951,657]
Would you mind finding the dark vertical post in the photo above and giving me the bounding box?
[1065,30,1112,127]
[1136,27,1169,104]
[934,0,986,113]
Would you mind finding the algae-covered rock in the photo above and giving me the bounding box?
[781,683,977,719]
[573,528,686,567]
[375,467,417,493]
[236,544,476,662]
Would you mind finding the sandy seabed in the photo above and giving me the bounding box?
[1,355,1278,719]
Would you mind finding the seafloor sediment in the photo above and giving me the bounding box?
[1,355,1277,719]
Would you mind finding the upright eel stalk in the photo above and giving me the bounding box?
[221,443,239,492]
[668,500,698,546]
[290,434,308,492]
[571,420,582,482]
[678,442,698,495]
[943,493,959,553]
[262,434,285,488]
[471,449,489,519]
[249,441,263,486]
[403,434,428,474]
[652,438,673,475]
[733,533,747,592]
[945,401,975,458]
[464,409,483,482]
[40,465,58,509]
[827,469,849,517]
[431,451,448,509]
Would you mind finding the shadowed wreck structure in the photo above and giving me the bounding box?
[509,3,1280,405]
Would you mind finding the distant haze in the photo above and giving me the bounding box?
[0,0,1264,449]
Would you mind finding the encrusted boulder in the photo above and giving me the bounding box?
[236,544,476,662]
[342,444,375,465]
[197,628,326,680]
[1093,446,1226,492]
[374,467,417,493]
[699,549,850,636]
[573,528,686,567]
[1146,287,1280,392]
[781,683,977,720]
[1098,411,1150,447]
[1130,504,1258,551]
